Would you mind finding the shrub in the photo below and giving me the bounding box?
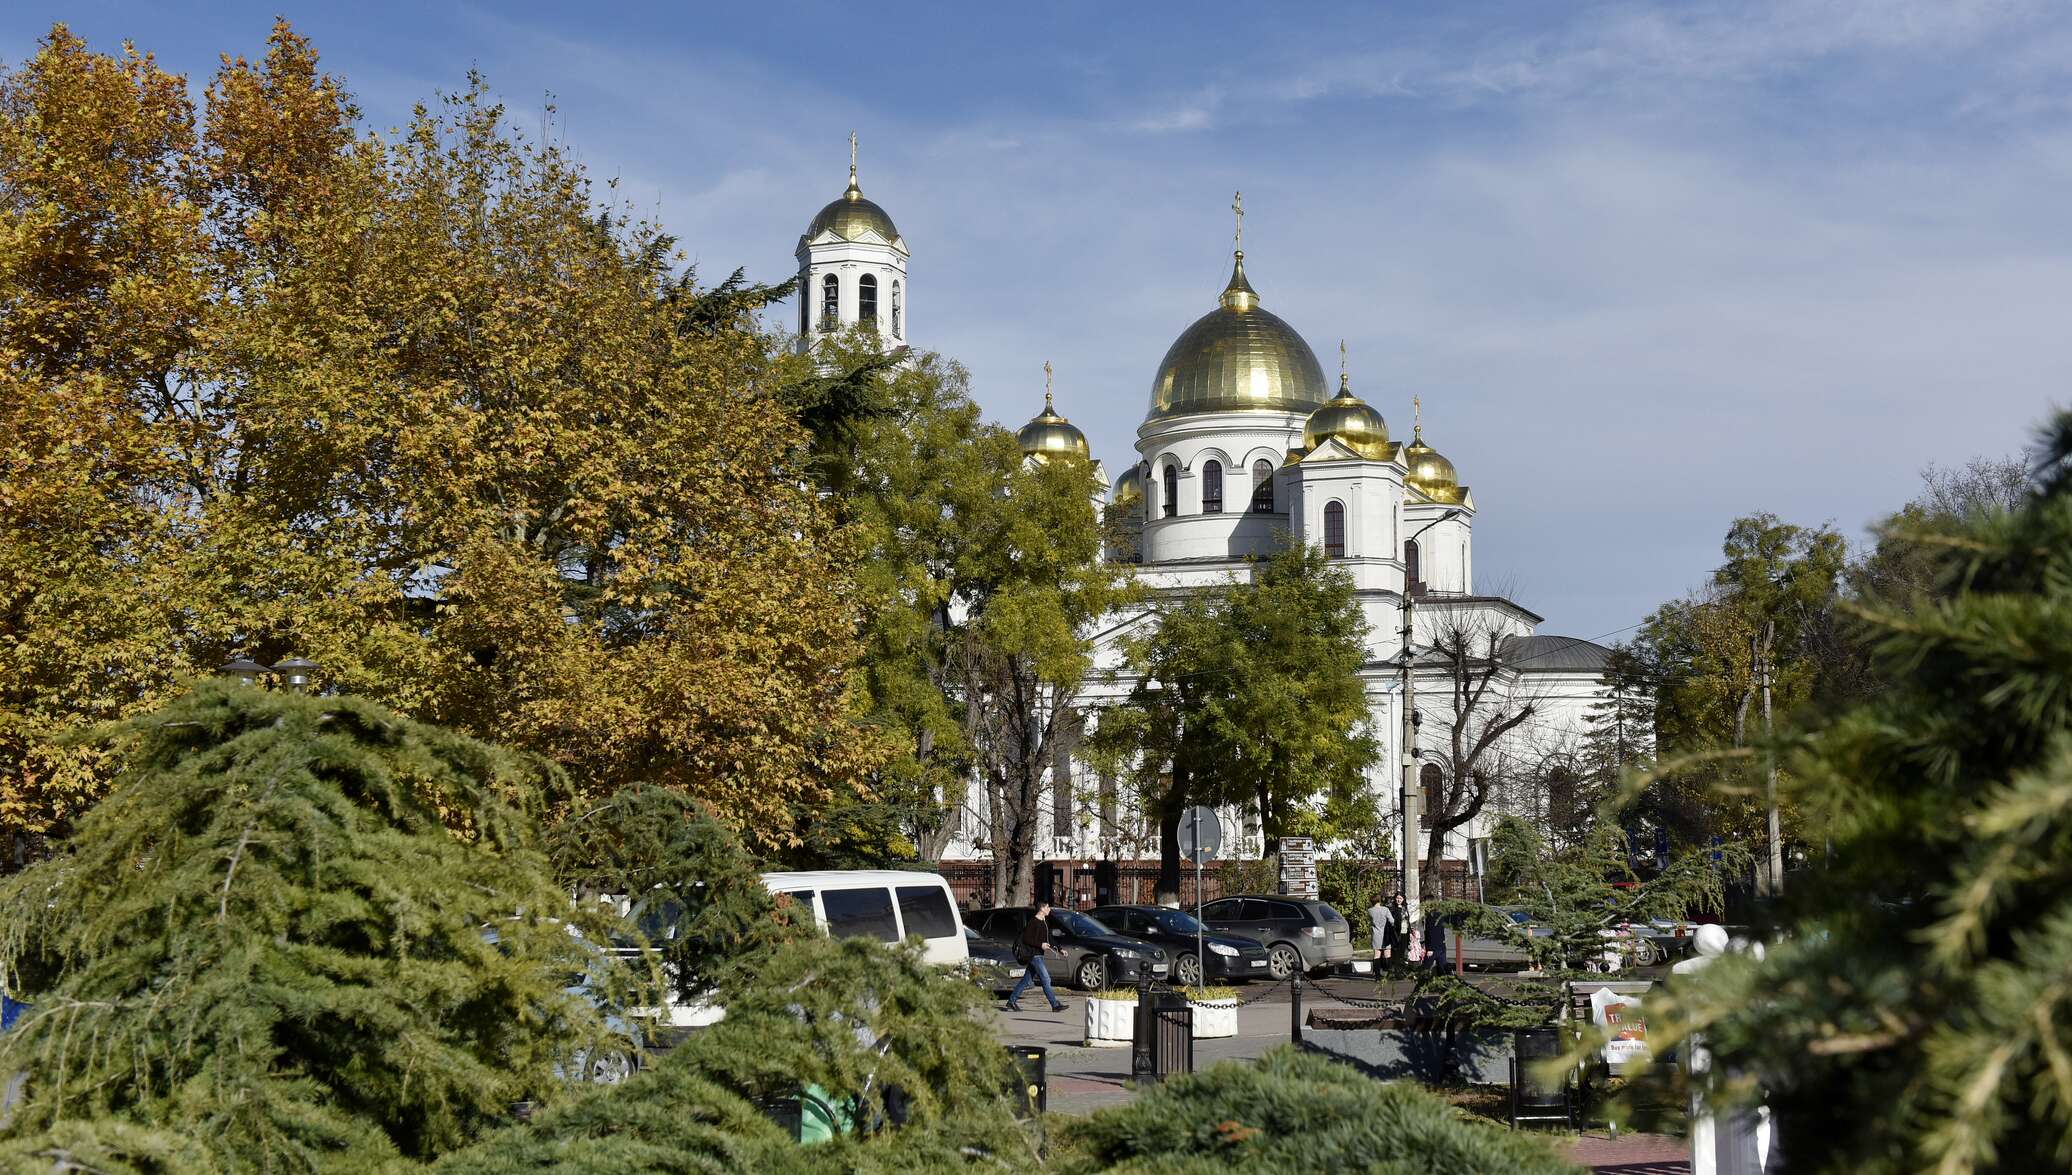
[1061,1046,1578,1173]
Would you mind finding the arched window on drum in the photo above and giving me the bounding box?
[1323,500,1346,557]
[1250,459,1274,513]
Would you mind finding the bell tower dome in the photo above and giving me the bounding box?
[796,133,909,351]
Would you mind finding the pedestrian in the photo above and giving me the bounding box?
[1367,895,1393,962]
[1005,902,1069,1013]
[1423,908,1449,972]
[1383,893,1408,971]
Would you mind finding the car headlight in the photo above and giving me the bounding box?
[1209,943,1239,957]
[1112,948,1140,960]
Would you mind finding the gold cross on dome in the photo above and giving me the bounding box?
[1044,360,1054,410]
[1413,394,1423,437]
[1340,339,1348,385]
[1232,190,1244,249]
[849,131,858,179]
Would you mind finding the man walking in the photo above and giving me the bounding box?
[1006,903,1068,1013]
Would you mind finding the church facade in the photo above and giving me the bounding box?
[794,156,1615,888]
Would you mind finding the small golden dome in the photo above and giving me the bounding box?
[1146,252,1328,422]
[1018,369,1091,462]
[805,153,904,248]
[1403,421,1464,503]
[1112,465,1144,508]
[1302,357,1391,459]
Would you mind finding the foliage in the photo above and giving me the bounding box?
[1406,971,1562,1032]
[1059,1046,1579,1173]
[546,784,806,1002]
[0,682,614,1168]
[1650,412,2072,1173]
[804,335,1127,891]
[1442,816,1743,974]
[430,935,1032,1174]
[1091,543,1375,893]
[0,21,880,859]
[0,1120,213,1175]
[1634,512,1846,849]
[1566,645,1656,845]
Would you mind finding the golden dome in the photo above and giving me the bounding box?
[1112,465,1144,509]
[1403,421,1464,503]
[1146,252,1328,422]
[805,163,904,248]
[1018,369,1091,462]
[1301,360,1392,459]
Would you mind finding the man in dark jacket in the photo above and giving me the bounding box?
[1005,903,1067,1013]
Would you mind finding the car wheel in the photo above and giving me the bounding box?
[1267,943,1301,981]
[1076,956,1107,991]
[1174,952,1202,988]
[586,1049,634,1085]
[1633,939,1661,967]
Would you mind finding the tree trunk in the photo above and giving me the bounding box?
[1156,761,1188,899]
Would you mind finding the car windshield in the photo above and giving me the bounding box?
[1151,910,1208,935]
[1508,910,1536,924]
[1054,911,1111,937]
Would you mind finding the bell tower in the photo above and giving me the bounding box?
[795,133,909,351]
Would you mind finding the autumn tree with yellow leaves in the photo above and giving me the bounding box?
[0,22,883,860]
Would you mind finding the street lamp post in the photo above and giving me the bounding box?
[216,658,269,687]
[1399,510,1463,951]
[272,657,320,695]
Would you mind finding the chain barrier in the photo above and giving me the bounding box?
[1139,974,1295,1009]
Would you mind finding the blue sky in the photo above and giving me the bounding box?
[14,2,2072,639]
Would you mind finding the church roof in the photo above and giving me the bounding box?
[1501,634,1614,673]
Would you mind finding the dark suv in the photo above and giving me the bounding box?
[970,907,1168,991]
[1197,895,1356,979]
[1088,905,1273,986]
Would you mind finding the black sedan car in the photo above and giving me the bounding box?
[1088,905,1273,987]
[970,906,1168,991]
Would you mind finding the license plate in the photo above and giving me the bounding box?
[1152,964,1168,973]
[1249,959,1267,967]
[1008,967,1025,977]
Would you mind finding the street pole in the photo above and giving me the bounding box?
[1192,807,1203,989]
[1401,588,1421,956]
[1759,621,1782,895]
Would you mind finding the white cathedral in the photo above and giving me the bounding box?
[792,147,1615,896]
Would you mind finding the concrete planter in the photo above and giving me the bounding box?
[1188,999,1237,1039]
[1084,996,1135,1047]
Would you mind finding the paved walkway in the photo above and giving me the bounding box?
[989,989,1691,1173]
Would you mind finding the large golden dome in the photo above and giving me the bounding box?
[805,171,904,248]
[1302,364,1392,459]
[1147,252,1328,422]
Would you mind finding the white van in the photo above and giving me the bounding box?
[761,870,970,968]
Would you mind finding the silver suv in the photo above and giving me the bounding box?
[1197,895,1356,979]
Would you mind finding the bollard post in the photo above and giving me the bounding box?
[1290,969,1303,1043]
[1131,968,1155,1080]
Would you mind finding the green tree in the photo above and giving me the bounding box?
[0,682,613,1167]
[1457,815,1742,974]
[1650,413,2072,1173]
[1091,543,1376,896]
[1636,513,1845,856]
[430,935,1028,1174]
[546,784,807,1003]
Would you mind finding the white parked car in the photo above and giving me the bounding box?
[760,870,971,968]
